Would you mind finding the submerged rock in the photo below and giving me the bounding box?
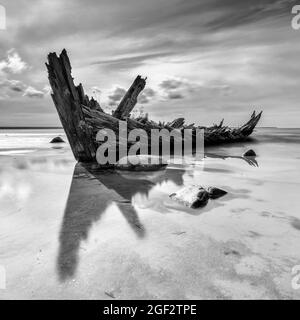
[170,185,228,209]
[169,185,210,209]
[115,155,168,171]
[243,149,256,157]
[50,136,65,143]
[224,249,241,256]
[207,187,227,199]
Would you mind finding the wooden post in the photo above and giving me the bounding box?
[112,75,146,119]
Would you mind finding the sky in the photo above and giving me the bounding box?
[0,0,299,127]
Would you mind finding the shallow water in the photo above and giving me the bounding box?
[0,128,300,299]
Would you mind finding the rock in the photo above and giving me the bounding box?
[207,187,227,199]
[243,149,256,157]
[115,155,168,171]
[169,185,209,209]
[50,136,65,143]
[224,249,241,256]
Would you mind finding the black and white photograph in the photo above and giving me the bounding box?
[1,0,300,308]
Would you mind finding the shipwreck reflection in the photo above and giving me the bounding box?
[56,162,187,281]
[205,153,258,167]
[57,152,258,281]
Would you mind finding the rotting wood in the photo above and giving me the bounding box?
[46,49,97,162]
[112,75,146,119]
[167,118,185,129]
[46,49,263,164]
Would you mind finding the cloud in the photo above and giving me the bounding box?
[101,78,230,107]
[105,78,229,105]
[92,52,171,70]
[105,85,156,106]
[42,85,52,96]
[0,79,25,91]
[205,0,294,31]
[8,0,293,50]
[158,77,231,101]
[159,78,193,100]
[23,86,45,98]
[0,79,25,98]
[0,50,45,100]
[0,0,299,127]
[167,92,184,100]
[159,78,199,92]
[0,79,46,99]
[160,79,184,90]
[138,88,156,104]
[107,86,127,106]
[0,49,28,75]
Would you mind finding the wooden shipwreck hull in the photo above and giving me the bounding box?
[46,49,262,163]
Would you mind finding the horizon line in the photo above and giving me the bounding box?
[0,126,299,130]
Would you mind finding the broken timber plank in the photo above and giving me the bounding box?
[167,118,185,129]
[112,75,146,119]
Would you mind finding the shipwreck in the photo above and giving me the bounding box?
[46,49,262,163]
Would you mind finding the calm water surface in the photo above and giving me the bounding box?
[0,128,300,299]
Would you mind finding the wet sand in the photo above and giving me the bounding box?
[1,128,300,299]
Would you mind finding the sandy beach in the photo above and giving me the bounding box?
[1,128,300,299]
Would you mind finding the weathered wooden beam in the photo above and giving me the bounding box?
[46,49,97,162]
[184,123,195,129]
[112,75,146,119]
[76,83,103,112]
[167,118,185,129]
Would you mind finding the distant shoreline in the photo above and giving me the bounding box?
[0,127,63,129]
[0,127,299,130]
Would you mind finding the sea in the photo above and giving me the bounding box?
[0,127,300,299]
